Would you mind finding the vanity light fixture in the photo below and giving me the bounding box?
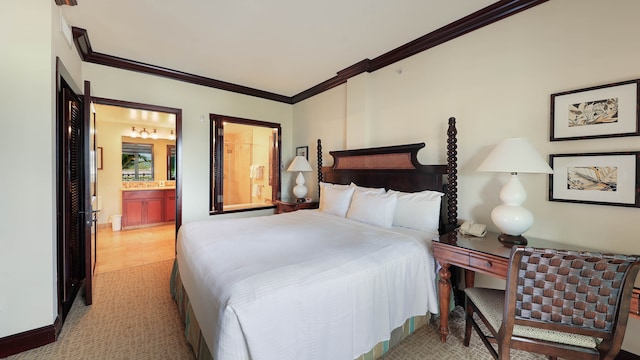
[168,130,176,141]
[131,126,161,139]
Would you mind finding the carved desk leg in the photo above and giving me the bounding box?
[437,262,452,342]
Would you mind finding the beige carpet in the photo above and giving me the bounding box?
[6,260,544,360]
[6,260,193,360]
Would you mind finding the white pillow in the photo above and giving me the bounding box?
[320,181,350,190]
[387,189,444,232]
[346,190,397,228]
[319,182,355,217]
[349,182,386,194]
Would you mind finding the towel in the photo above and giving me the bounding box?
[250,165,264,179]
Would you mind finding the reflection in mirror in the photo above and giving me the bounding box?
[122,142,154,181]
[210,115,281,214]
[167,145,176,180]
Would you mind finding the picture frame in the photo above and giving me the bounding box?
[549,151,640,207]
[550,79,640,141]
[296,146,308,160]
[96,147,103,170]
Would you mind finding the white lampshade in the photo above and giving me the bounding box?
[287,156,313,200]
[286,156,313,172]
[477,138,553,174]
[478,138,552,246]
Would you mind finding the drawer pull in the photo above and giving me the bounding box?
[485,262,492,268]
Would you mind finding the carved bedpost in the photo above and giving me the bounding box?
[317,139,323,200]
[446,117,458,232]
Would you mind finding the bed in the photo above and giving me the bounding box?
[171,117,458,360]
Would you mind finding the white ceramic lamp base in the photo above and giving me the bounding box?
[491,174,533,246]
[292,171,308,201]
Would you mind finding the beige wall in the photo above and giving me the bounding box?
[1,0,55,337]
[291,85,348,200]
[293,0,640,353]
[1,0,87,338]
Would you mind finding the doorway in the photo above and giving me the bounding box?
[91,99,182,274]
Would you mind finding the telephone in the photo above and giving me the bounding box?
[460,221,487,237]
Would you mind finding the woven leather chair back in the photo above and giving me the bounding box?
[510,247,640,338]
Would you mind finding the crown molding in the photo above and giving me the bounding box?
[70,0,547,104]
[71,27,292,104]
[292,0,547,103]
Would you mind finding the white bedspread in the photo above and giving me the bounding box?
[176,210,439,360]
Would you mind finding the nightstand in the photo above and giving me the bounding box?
[274,200,319,214]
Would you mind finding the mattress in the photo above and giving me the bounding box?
[175,210,439,360]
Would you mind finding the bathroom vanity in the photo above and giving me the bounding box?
[121,188,175,229]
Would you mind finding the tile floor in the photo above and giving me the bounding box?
[95,223,176,274]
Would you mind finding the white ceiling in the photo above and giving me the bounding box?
[61,0,498,97]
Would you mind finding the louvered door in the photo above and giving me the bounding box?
[59,82,84,319]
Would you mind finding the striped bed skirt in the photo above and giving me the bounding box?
[170,259,431,360]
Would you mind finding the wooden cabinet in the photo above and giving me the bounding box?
[165,189,176,222]
[274,200,319,214]
[122,189,174,229]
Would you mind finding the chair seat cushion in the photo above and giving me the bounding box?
[465,287,600,349]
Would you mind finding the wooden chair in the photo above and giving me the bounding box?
[463,246,640,360]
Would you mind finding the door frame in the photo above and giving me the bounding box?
[82,81,95,305]
[91,97,183,232]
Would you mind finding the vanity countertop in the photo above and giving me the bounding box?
[121,187,175,191]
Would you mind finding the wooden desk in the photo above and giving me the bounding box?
[431,230,640,342]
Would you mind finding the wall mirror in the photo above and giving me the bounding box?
[210,114,281,214]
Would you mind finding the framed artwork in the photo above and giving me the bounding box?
[549,151,640,207]
[97,147,103,170]
[550,79,640,141]
[296,146,308,160]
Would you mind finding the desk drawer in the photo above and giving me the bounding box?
[432,244,470,268]
[122,190,166,200]
[469,253,508,278]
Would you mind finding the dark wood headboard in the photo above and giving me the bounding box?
[317,117,458,234]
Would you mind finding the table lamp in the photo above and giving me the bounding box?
[287,156,313,202]
[477,138,553,246]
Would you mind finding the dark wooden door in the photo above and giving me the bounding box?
[58,80,85,319]
[57,78,95,320]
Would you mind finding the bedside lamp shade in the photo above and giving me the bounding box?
[477,138,553,174]
[287,156,313,201]
[478,138,552,246]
